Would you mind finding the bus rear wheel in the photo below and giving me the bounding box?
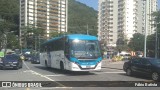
[60,62,64,70]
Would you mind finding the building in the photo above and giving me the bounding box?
[98,0,118,51]
[98,0,158,51]
[19,0,68,47]
[145,0,158,35]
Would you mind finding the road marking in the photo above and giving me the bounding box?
[39,87,72,89]
[23,61,71,88]
[23,61,30,70]
[45,75,64,77]
[96,72,126,74]
[44,72,126,77]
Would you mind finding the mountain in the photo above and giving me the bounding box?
[68,0,98,36]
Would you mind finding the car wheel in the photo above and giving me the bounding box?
[152,72,159,81]
[126,68,132,76]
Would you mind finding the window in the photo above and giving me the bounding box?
[140,59,151,65]
[132,59,141,64]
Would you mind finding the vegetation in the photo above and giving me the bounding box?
[0,0,19,49]
[0,0,98,50]
[128,10,160,57]
[68,0,98,36]
[0,0,159,58]
[128,33,144,51]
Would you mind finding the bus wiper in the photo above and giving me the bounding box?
[78,52,88,59]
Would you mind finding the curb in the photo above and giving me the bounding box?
[102,60,124,64]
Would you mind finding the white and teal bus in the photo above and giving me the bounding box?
[40,34,102,71]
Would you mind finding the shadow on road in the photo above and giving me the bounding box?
[119,73,152,81]
[34,66,97,76]
[102,66,123,70]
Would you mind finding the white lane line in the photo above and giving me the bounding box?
[45,75,64,77]
[23,61,30,70]
[23,61,70,88]
[95,71,125,74]
[44,72,126,77]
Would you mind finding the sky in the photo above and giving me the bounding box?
[77,0,160,11]
[76,0,98,10]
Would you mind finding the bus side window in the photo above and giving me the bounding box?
[65,42,70,58]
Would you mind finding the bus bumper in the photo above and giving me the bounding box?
[69,62,102,71]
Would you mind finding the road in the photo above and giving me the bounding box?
[0,60,159,90]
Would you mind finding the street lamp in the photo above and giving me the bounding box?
[144,0,147,57]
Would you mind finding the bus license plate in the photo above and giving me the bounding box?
[86,66,91,68]
[82,65,94,68]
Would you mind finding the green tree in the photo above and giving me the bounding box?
[21,25,45,50]
[7,33,19,49]
[0,0,19,49]
[147,10,160,57]
[68,0,98,36]
[128,33,144,51]
[116,32,128,52]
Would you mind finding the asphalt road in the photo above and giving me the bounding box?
[0,60,159,90]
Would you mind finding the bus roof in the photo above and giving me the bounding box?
[67,34,98,40]
[42,34,98,45]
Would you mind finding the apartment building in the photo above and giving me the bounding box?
[98,0,118,51]
[98,0,158,51]
[20,0,68,46]
[146,0,158,35]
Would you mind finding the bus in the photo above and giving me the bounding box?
[40,34,102,71]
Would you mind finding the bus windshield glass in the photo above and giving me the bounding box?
[70,39,101,59]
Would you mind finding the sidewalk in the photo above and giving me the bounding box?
[102,59,125,70]
[102,59,125,65]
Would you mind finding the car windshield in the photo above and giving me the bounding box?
[70,40,101,59]
[4,55,19,61]
[149,58,160,66]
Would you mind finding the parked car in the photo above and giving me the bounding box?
[123,57,160,81]
[31,54,40,64]
[0,54,23,70]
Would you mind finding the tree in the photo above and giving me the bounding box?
[21,25,45,50]
[7,33,19,49]
[0,0,19,34]
[128,33,144,51]
[0,0,19,50]
[146,10,160,57]
[116,32,128,52]
[68,0,98,36]
[147,34,155,57]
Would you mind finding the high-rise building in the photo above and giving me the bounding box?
[98,0,158,51]
[20,0,68,47]
[145,0,158,35]
[98,0,118,51]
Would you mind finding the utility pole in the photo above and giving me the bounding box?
[144,0,147,57]
[155,21,158,58]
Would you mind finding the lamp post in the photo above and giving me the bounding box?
[155,22,160,58]
[144,0,147,57]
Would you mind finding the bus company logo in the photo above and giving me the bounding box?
[2,82,12,87]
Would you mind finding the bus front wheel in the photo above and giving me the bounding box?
[60,62,64,70]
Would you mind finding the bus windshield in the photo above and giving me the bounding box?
[70,40,101,59]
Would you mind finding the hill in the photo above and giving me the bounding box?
[68,0,98,36]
